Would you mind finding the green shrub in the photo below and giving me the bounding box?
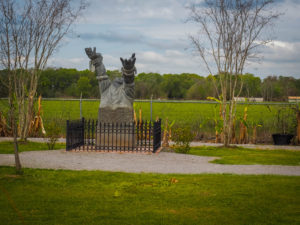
[44,121,61,150]
[172,127,194,154]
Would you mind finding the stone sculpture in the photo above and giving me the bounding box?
[85,47,136,123]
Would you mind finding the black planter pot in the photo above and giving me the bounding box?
[272,134,294,145]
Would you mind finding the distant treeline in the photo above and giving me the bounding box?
[0,68,299,101]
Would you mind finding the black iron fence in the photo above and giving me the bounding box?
[66,118,161,153]
[66,119,84,150]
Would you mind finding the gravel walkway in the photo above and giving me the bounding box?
[1,137,300,150]
[0,150,299,176]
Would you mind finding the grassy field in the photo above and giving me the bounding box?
[0,99,297,142]
[38,99,283,124]
[0,141,65,154]
[187,146,300,165]
[0,167,299,225]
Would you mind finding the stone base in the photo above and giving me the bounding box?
[98,107,133,123]
[96,133,135,149]
[96,123,135,149]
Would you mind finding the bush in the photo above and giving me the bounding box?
[172,127,194,154]
[44,121,61,150]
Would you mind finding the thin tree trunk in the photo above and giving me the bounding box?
[12,118,22,174]
[8,75,22,174]
[227,100,236,146]
[222,94,229,147]
[231,119,236,144]
[18,71,39,141]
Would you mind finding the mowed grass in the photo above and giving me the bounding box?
[0,167,299,225]
[0,141,65,154]
[188,146,300,165]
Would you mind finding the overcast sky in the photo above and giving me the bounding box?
[47,0,300,79]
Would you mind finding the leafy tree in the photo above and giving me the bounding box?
[295,79,300,96]
[65,83,78,97]
[3,67,299,101]
[0,70,8,97]
[262,76,282,101]
[106,70,122,80]
[77,77,92,98]
[242,73,262,97]
[160,74,198,99]
[278,76,298,101]
[38,68,81,97]
[160,75,184,99]
[186,77,214,100]
[135,73,163,99]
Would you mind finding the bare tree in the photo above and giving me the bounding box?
[188,0,280,146]
[0,0,86,173]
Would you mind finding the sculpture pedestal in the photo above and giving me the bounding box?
[96,123,135,150]
[98,107,133,123]
[96,107,135,150]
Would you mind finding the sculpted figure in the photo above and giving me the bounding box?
[85,47,136,123]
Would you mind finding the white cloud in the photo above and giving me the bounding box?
[135,50,203,74]
[77,0,186,25]
[136,7,174,19]
[49,0,300,78]
[139,51,168,64]
[246,40,300,77]
[48,49,204,75]
[47,57,87,69]
[258,41,300,63]
[268,41,291,49]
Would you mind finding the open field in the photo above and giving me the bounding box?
[188,146,300,165]
[0,167,299,225]
[0,99,298,143]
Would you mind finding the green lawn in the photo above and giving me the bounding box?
[0,167,299,225]
[188,146,300,165]
[0,141,65,154]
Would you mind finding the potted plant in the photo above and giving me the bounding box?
[272,106,296,145]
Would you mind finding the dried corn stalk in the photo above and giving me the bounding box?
[28,96,46,137]
[239,106,248,144]
[0,112,12,136]
[252,125,257,144]
[162,118,169,147]
[133,109,137,124]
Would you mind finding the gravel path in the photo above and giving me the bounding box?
[0,150,299,176]
[1,137,300,151]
